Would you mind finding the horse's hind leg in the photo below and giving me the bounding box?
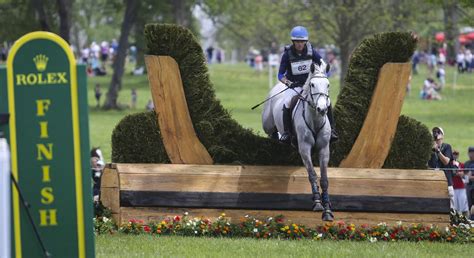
[299,144,323,211]
[319,145,334,221]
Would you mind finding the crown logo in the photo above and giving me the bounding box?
[33,54,48,72]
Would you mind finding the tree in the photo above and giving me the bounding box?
[32,0,51,31]
[309,0,393,88]
[103,0,139,110]
[56,0,73,43]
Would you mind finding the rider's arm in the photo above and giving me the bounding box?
[278,51,289,83]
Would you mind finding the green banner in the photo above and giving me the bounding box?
[2,31,94,258]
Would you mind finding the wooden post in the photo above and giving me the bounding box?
[100,164,120,223]
[340,63,411,168]
[145,55,213,165]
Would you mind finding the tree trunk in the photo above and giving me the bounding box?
[103,0,139,110]
[171,0,191,27]
[443,0,459,64]
[56,0,72,43]
[339,42,351,90]
[134,17,146,70]
[32,0,51,31]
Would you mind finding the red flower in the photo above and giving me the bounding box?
[173,216,181,222]
[143,225,151,232]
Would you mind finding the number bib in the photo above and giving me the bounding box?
[290,59,312,75]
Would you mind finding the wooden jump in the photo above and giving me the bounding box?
[145,55,213,165]
[101,163,449,226]
[101,57,448,227]
[340,63,412,168]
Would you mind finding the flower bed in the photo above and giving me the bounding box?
[94,212,473,243]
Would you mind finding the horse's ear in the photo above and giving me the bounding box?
[325,63,331,74]
[310,63,315,74]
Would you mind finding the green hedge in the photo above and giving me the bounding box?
[332,32,432,168]
[112,24,299,165]
[111,24,431,168]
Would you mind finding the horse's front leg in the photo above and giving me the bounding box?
[319,144,334,221]
[298,143,324,211]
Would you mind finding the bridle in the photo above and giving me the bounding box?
[303,74,330,111]
[292,74,330,139]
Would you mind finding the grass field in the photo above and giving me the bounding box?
[95,235,472,258]
[89,62,473,162]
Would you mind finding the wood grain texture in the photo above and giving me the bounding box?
[119,191,449,213]
[113,163,447,181]
[100,167,121,223]
[118,173,447,198]
[145,55,213,165]
[119,207,449,226]
[340,62,412,168]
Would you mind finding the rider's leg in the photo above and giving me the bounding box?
[280,105,292,144]
[327,104,339,142]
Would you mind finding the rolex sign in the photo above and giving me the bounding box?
[0,32,94,258]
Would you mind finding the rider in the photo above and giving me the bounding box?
[278,26,338,144]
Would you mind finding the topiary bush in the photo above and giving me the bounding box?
[331,32,432,168]
[111,24,431,169]
[112,24,300,165]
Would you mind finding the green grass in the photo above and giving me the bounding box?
[95,235,471,258]
[89,62,473,162]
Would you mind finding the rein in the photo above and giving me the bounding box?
[295,74,329,140]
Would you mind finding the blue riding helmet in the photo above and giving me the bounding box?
[290,26,309,41]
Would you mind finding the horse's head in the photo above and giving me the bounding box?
[304,62,331,115]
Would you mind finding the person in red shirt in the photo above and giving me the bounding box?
[452,150,469,216]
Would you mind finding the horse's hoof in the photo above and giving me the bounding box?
[322,210,334,222]
[312,202,324,211]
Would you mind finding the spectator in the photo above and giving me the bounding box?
[146,99,154,111]
[206,46,214,64]
[91,56,106,76]
[427,48,437,75]
[216,48,222,63]
[255,53,263,72]
[90,147,105,203]
[129,45,137,63]
[456,50,465,73]
[428,127,455,210]
[80,46,90,64]
[436,64,446,90]
[452,150,469,217]
[464,147,474,220]
[411,51,419,75]
[420,77,441,100]
[100,41,109,64]
[465,49,472,73]
[131,88,137,109]
[94,84,102,108]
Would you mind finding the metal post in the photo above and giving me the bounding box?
[0,136,11,258]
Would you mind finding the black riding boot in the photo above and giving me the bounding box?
[280,105,292,144]
[327,104,338,143]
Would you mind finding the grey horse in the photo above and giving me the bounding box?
[262,62,334,221]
